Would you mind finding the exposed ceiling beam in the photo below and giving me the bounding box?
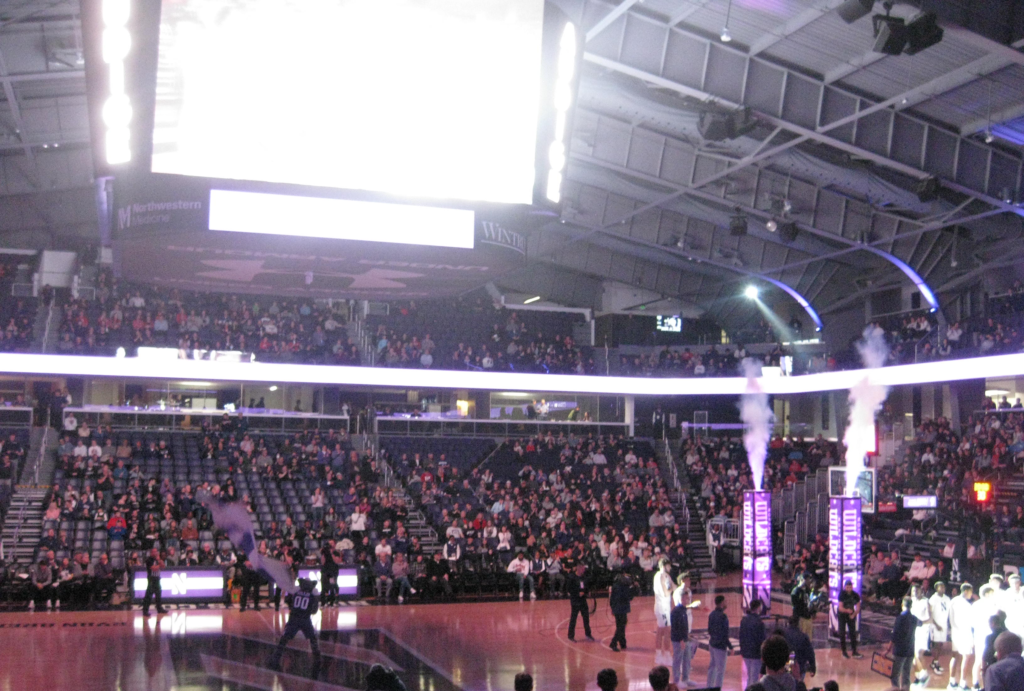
[581,49,1023,217]
[574,150,941,310]
[667,0,718,28]
[748,0,847,57]
[585,0,641,42]
[0,68,83,84]
[961,102,1024,137]
[823,50,886,85]
[0,44,33,162]
[764,208,1005,275]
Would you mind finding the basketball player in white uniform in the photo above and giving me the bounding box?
[911,584,933,685]
[947,582,974,690]
[929,581,951,676]
[654,558,675,657]
[971,584,999,689]
[1002,574,1023,638]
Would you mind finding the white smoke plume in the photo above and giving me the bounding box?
[740,358,773,491]
[843,325,889,497]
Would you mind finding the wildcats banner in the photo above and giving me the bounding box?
[828,496,863,636]
[112,174,528,299]
[742,490,772,614]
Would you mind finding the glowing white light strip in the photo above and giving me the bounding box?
[208,190,475,249]
[4,352,1024,395]
[132,575,224,593]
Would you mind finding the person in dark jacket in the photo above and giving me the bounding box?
[778,615,816,683]
[566,564,595,642]
[758,634,797,691]
[984,612,1009,670]
[740,599,768,687]
[707,595,733,688]
[608,573,636,651]
[890,597,920,691]
[671,595,692,685]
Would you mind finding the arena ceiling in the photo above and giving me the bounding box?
[1,0,1024,336]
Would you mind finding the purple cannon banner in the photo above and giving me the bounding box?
[828,496,863,636]
[133,568,225,602]
[742,490,772,613]
[297,568,360,597]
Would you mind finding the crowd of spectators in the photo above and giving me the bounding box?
[873,411,1024,581]
[39,412,435,607]
[0,259,38,354]
[56,269,360,364]
[681,434,840,520]
[376,432,696,600]
[370,301,595,374]
[617,343,838,377]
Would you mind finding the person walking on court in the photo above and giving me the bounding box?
[609,572,636,651]
[889,597,920,691]
[142,547,167,616]
[671,589,693,686]
[268,578,322,678]
[740,599,767,688]
[837,579,863,659]
[566,564,595,642]
[707,595,733,688]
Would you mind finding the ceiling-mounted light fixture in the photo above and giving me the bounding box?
[721,0,733,42]
[985,130,995,144]
[729,207,748,236]
[836,0,874,23]
[766,219,778,232]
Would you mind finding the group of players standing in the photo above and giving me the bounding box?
[892,574,1024,690]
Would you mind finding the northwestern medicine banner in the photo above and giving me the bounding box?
[112,174,528,300]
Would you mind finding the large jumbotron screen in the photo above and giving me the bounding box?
[150,0,546,205]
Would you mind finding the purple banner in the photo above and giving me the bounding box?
[297,568,360,596]
[133,568,225,601]
[742,490,772,613]
[828,496,863,636]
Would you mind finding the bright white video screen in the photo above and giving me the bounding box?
[657,315,682,332]
[151,0,545,205]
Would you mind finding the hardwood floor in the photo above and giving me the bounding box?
[0,576,900,691]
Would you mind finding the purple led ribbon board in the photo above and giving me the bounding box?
[297,568,360,596]
[828,496,863,636]
[742,490,772,613]
[132,568,225,601]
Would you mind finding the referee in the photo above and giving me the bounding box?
[566,564,595,642]
[142,547,167,617]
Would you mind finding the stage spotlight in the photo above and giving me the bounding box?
[985,130,994,143]
[872,14,908,55]
[744,286,759,300]
[720,26,732,42]
[904,12,943,55]
[730,209,748,236]
[766,219,778,232]
[837,0,874,24]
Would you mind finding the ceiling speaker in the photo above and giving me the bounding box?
[699,111,733,141]
[872,15,908,55]
[779,222,799,243]
[904,13,943,54]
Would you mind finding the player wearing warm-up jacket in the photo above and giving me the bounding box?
[268,578,322,678]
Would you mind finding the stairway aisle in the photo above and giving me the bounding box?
[654,438,716,581]
[1,487,50,564]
